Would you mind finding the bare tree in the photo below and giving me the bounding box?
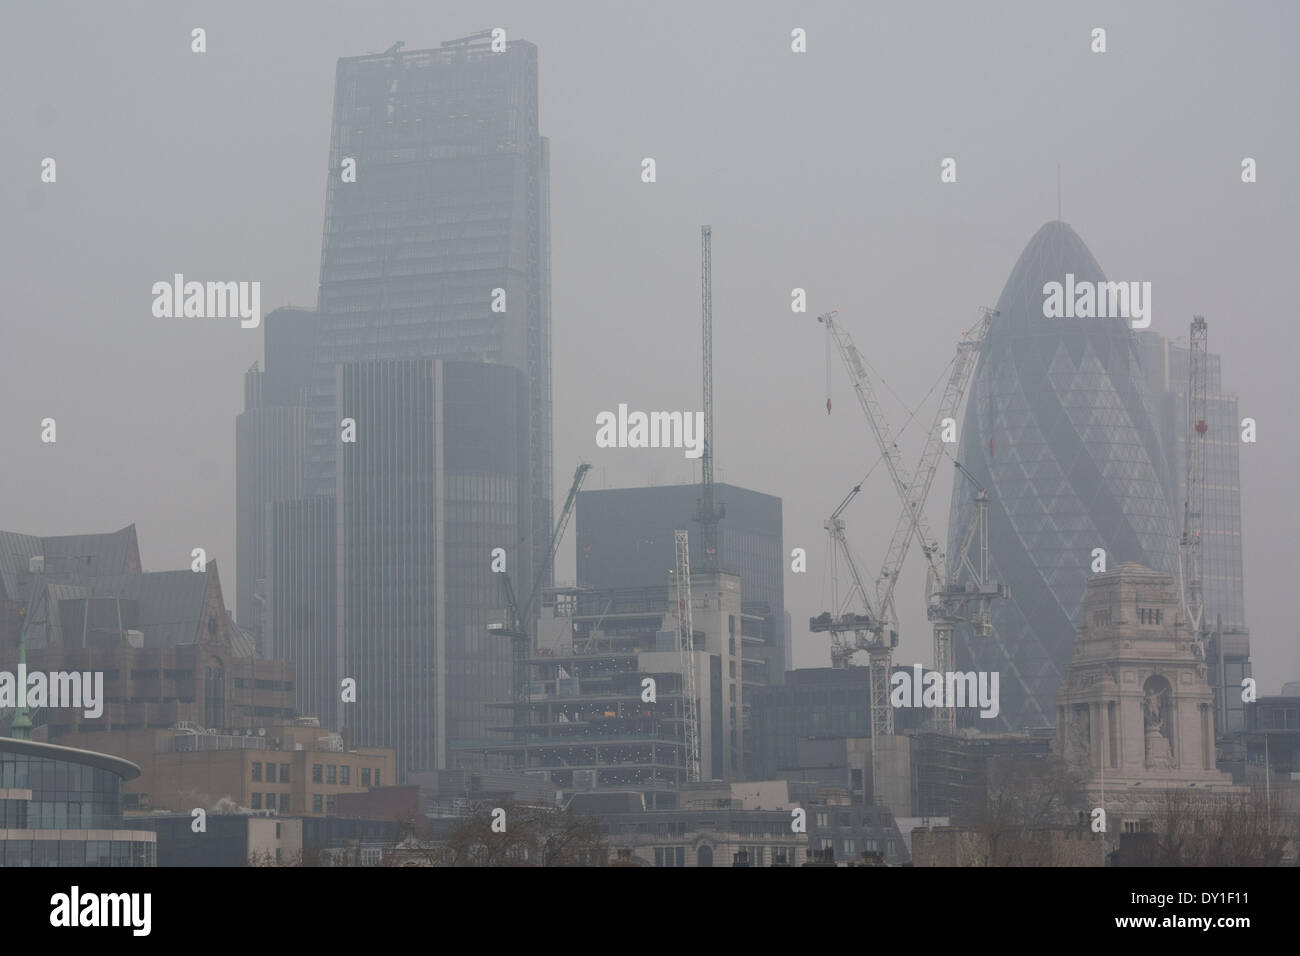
[247,848,304,867]
[439,802,608,867]
[1137,786,1293,866]
[974,753,1089,866]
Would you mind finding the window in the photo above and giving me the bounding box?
[361,768,371,787]
[327,794,337,814]
[251,762,262,782]
[312,764,322,783]
[654,846,687,867]
[312,794,323,813]
[374,770,381,787]
[816,812,829,828]
[252,793,262,809]
[266,763,277,783]
[275,823,282,839]
[327,765,337,784]
[280,794,290,813]
[341,765,351,785]
[279,764,290,783]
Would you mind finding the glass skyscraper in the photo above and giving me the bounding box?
[948,220,1177,730]
[1137,330,1250,733]
[239,34,549,778]
[308,34,551,593]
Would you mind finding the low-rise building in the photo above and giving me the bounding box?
[0,736,156,866]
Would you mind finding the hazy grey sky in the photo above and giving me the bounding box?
[2,1,1296,689]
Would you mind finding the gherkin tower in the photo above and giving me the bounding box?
[948,221,1176,730]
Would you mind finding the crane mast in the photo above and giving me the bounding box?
[928,461,1008,733]
[694,226,724,569]
[675,530,702,783]
[872,309,995,631]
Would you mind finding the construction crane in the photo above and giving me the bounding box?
[876,309,996,733]
[814,307,994,736]
[926,461,1009,733]
[490,462,593,706]
[693,226,725,569]
[808,487,894,790]
[1179,315,1208,648]
[674,530,702,782]
[868,308,996,637]
[811,481,885,669]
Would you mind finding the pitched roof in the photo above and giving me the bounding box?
[136,569,212,648]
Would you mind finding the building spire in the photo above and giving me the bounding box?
[10,605,34,740]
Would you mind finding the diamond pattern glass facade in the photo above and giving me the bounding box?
[948,221,1176,730]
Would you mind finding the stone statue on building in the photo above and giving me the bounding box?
[1143,683,1172,769]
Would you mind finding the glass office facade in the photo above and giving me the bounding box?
[336,359,526,776]
[948,221,1177,731]
[0,739,155,866]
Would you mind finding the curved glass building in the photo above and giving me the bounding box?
[0,737,156,866]
[948,221,1176,730]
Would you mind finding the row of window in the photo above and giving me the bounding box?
[251,762,290,783]
[310,764,380,787]
[1,838,155,867]
[124,669,194,681]
[651,845,802,867]
[233,676,297,691]
[231,678,295,691]
[311,794,339,814]
[251,793,291,812]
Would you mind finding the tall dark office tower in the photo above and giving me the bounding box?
[1137,330,1250,733]
[235,307,316,653]
[239,35,551,777]
[308,34,551,597]
[948,221,1177,731]
[334,359,526,776]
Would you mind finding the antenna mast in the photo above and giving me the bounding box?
[695,226,724,567]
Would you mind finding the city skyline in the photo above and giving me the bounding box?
[1,1,1297,891]
[2,2,1295,699]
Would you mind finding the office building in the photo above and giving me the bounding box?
[0,737,156,866]
[576,482,784,774]
[1137,330,1250,733]
[241,34,552,780]
[948,221,1178,730]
